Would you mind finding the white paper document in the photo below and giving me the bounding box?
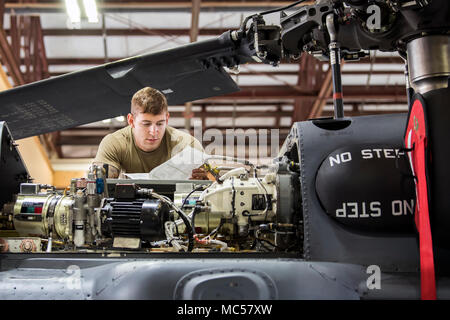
[125,146,209,180]
[124,173,152,180]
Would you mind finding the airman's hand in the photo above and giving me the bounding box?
[190,167,209,180]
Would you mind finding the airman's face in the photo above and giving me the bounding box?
[127,111,169,152]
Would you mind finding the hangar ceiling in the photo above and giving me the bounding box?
[0,0,407,165]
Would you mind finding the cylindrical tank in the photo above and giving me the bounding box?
[13,194,74,240]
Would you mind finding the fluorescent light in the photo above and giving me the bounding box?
[115,116,125,122]
[83,0,99,23]
[102,119,112,124]
[65,0,81,23]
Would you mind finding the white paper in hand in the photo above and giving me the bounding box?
[147,146,209,180]
[124,173,151,179]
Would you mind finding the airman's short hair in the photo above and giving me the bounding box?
[131,87,168,115]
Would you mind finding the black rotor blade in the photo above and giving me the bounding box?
[0,31,242,140]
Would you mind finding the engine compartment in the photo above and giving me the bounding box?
[0,157,302,254]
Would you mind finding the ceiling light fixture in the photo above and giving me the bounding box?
[82,0,99,23]
[64,0,81,24]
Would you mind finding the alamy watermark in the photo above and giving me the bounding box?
[366,265,381,290]
[366,4,382,31]
[170,124,281,166]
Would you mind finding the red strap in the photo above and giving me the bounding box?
[333,92,343,100]
[405,99,436,300]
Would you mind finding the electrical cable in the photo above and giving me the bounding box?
[231,177,236,218]
[181,185,205,210]
[205,154,254,168]
[150,191,195,252]
[191,206,201,235]
[195,219,225,248]
[208,219,225,239]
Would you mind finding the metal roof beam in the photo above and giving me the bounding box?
[213,85,406,100]
[4,1,309,14]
